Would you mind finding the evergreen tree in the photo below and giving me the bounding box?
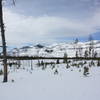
[88,35,94,57]
[83,66,89,76]
[74,38,79,44]
[63,52,68,63]
[75,51,78,58]
[56,59,60,64]
[78,46,83,57]
[97,60,100,66]
[84,50,89,58]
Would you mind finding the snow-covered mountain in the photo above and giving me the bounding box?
[8,40,100,57]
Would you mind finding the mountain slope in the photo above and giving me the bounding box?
[8,40,100,57]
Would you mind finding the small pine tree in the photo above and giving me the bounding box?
[91,60,95,66]
[54,69,58,75]
[66,64,70,69]
[88,35,94,57]
[52,64,55,70]
[41,60,44,66]
[74,38,79,44]
[0,69,3,75]
[75,51,78,58]
[84,50,88,58]
[78,46,83,57]
[37,60,41,67]
[63,53,68,63]
[83,66,89,76]
[93,51,98,58]
[97,60,100,67]
[56,59,60,64]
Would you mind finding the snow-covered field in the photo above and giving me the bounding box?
[0,62,100,100]
[0,40,100,100]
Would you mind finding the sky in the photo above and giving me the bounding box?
[1,0,100,47]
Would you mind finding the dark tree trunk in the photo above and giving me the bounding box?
[0,0,8,82]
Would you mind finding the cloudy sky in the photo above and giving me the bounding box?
[2,0,100,46]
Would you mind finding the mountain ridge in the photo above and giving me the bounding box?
[8,40,100,57]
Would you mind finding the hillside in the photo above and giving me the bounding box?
[9,40,100,57]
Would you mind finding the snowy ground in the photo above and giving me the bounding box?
[0,63,100,100]
[0,40,100,100]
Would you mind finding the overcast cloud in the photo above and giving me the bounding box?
[2,0,100,46]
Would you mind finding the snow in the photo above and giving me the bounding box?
[0,40,100,100]
[0,64,100,100]
[14,40,100,57]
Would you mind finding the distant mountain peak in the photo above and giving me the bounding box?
[34,44,44,48]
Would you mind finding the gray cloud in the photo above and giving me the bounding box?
[5,0,100,19]
[1,0,99,47]
[3,8,100,46]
